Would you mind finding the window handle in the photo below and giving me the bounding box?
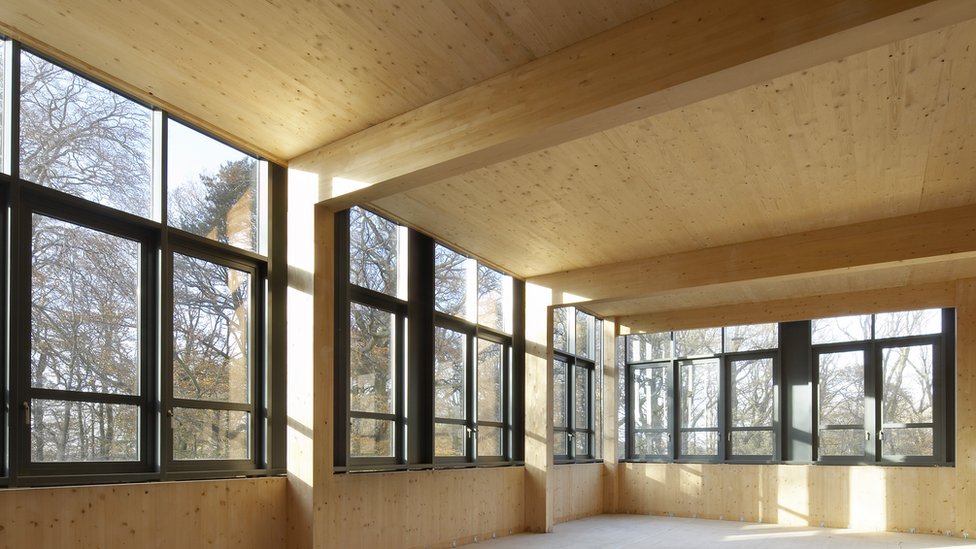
[865,431,871,441]
[21,401,29,426]
[878,430,884,441]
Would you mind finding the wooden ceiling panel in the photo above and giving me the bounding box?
[374,18,976,278]
[0,0,673,161]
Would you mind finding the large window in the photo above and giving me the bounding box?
[1,41,283,484]
[625,324,778,462]
[553,307,601,462]
[814,309,948,463]
[621,310,953,465]
[336,208,523,470]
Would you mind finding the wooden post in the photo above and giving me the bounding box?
[524,282,553,532]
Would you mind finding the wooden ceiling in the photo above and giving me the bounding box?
[4,0,976,324]
[0,0,675,162]
[374,17,976,277]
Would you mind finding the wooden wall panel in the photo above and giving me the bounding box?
[0,478,286,549]
[330,467,524,549]
[553,463,604,524]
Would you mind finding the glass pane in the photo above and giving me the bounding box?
[434,327,465,420]
[575,431,589,457]
[478,265,511,332]
[731,430,774,457]
[617,337,626,459]
[818,350,864,427]
[477,339,503,422]
[349,303,395,414]
[819,428,863,457]
[554,431,568,456]
[553,307,571,353]
[882,345,934,424]
[167,120,258,250]
[31,400,138,462]
[731,358,774,428]
[348,206,402,297]
[627,332,672,362]
[31,216,140,395]
[725,323,778,352]
[811,314,872,344]
[674,328,721,358]
[434,244,473,319]
[875,309,942,339]
[634,432,669,456]
[679,358,720,429]
[575,310,594,359]
[680,431,718,456]
[350,417,395,458]
[883,427,933,457]
[173,254,250,403]
[633,366,669,429]
[479,426,503,457]
[575,365,589,429]
[173,408,249,460]
[435,423,465,457]
[553,358,568,428]
[20,52,152,216]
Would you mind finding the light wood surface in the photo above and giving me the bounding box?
[0,0,672,162]
[523,284,555,532]
[0,478,286,549]
[529,203,976,307]
[298,0,974,206]
[553,464,604,524]
[373,14,976,279]
[618,282,956,333]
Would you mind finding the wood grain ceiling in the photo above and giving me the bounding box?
[374,17,976,278]
[0,0,674,162]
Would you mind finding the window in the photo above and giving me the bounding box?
[0,42,282,485]
[621,310,953,465]
[552,306,601,462]
[624,324,778,462]
[813,308,948,463]
[336,209,523,470]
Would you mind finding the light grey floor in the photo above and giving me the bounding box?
[477,515,976,548]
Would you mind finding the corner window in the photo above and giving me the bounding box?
[552,306,601,462]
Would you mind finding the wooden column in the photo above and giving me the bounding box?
[955,279,976,536]
[602,318,619,513]
[313,205,337,548]
[286,169,318,549]
[524,282,554,532]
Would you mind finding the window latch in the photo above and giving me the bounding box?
[878,430,884,441]
[21,401,29,426]
[865,430,871,441]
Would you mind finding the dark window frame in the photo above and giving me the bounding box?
[0,38,285,486]
[335,208,524,472]
[621,310,954,467]
[552,305,601,464]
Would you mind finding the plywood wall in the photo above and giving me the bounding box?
[0,477,287,549]
[553,463,605,524]
[330,467,524,549]
[614,278,976,537]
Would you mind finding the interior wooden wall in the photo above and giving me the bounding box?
[0,477,287,549]
[329,467,524,549]
[614,279,976,536]
[553,463,605,524]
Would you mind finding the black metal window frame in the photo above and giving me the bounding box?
[553,351,595,464]
[622,310,954,467]
[623,326,781,464]
[0,38,286,486]
[335,208,524,472]
[812,309,953,465]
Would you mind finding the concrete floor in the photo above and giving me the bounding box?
[477,515,976,548]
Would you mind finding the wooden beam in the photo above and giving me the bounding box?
[289,0,976,206]
[529,203,976,306]
[617,282,956,333]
